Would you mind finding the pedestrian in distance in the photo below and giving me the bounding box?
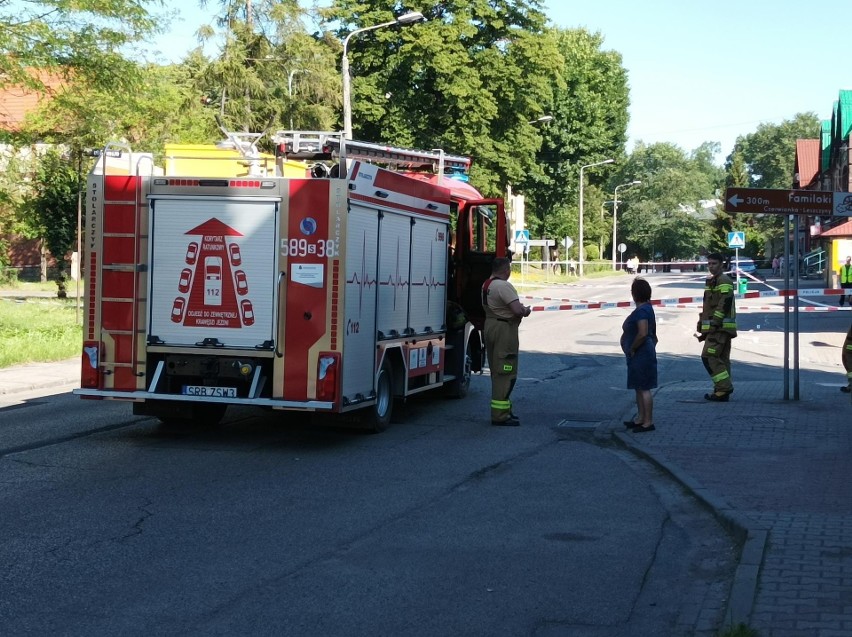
[621,278,658,432]
[697,252,737,401]
[481,257,531,426]
[771,255,779,276]
[841,322,852,394]
[838,256,852,307]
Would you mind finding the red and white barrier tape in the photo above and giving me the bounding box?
[524,288,851,314]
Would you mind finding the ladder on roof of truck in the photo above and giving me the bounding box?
[272,130,472,173]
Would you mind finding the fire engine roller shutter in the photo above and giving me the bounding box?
[148,197,278,349]
[342,204,379,401]
[376,211,411,337]
[409,218,448,334]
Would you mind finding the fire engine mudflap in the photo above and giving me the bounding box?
[75,138,484,431]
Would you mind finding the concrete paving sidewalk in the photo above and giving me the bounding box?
[613,377,852,636]
[2,358,851,635]
[0,357,79,395]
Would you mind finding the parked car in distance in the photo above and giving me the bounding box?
[728,256,756,274]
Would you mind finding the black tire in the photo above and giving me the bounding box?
[445,335,471,399]
[368,360,394,433]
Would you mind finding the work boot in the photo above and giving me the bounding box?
[704,392,731,402]
[492,415,520,426]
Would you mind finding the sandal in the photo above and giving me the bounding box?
[632,423,655,432]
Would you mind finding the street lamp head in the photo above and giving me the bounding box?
[396,11,425,24]
[342,12,425,140]
[631,180,642,186]
[528,115,553,124]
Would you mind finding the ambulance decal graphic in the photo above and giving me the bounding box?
[173,218,252,328]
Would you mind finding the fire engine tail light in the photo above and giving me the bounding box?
[316,353,340,402]
[81,342,100,388]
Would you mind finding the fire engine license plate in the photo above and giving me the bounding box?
[181,385,237,398]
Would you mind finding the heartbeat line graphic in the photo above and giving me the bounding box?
[347,233,376,317]
[409,244,446,313]
[346,230,447,317]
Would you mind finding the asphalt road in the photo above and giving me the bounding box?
[6,270,842,637]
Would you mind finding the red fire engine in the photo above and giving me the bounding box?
[75,130,509,430]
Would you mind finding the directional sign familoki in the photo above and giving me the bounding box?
[724,187,845,216]
[727,231,745,249]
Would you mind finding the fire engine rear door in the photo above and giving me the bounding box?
[148,197,279,349]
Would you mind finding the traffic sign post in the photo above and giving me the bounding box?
[727,231,746,290]
[721,188,847,402]
[513,229,529,282]
[727,231,745,249]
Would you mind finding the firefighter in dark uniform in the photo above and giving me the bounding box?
[697,252,737,401]
[482,257,531,425]
[841,322,852,394]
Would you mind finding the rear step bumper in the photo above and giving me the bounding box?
[73,388,333,410]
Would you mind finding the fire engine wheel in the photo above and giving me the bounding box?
[445,339,472,399]
[369,361,395,432]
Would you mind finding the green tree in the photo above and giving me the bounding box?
[23,62,219,152]
[0,152,31,270]
[714,149,749,254]
[21,148,81,285]
[617,142,720,261]
[731,113,820,189]
[523,28,629,242]
[0,0,161,93]
[321,0,561,197]
[196,0,342,135]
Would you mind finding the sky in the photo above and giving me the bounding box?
[144,0,852,162]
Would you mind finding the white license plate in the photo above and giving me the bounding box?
[181,385,237,398]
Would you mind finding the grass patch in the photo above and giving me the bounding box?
[0,298,82,368]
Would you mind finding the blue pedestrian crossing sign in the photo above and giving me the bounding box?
[727,231,746,249]
[514,229,530,245]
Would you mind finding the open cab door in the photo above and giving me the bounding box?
[451,198,510,331]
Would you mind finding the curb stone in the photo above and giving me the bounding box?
[610,424,767,630]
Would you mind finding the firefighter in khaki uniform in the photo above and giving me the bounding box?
[697,252,737,401]
[841,323,852,394]
[482,257,531,425]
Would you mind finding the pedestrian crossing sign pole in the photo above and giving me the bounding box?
[727,231,745,249]
[727,231,745,288]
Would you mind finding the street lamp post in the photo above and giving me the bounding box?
[611,180,641,270]
[342,11,425,140]
[578,159,614,277]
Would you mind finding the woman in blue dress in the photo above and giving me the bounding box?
[621,278,657,432]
